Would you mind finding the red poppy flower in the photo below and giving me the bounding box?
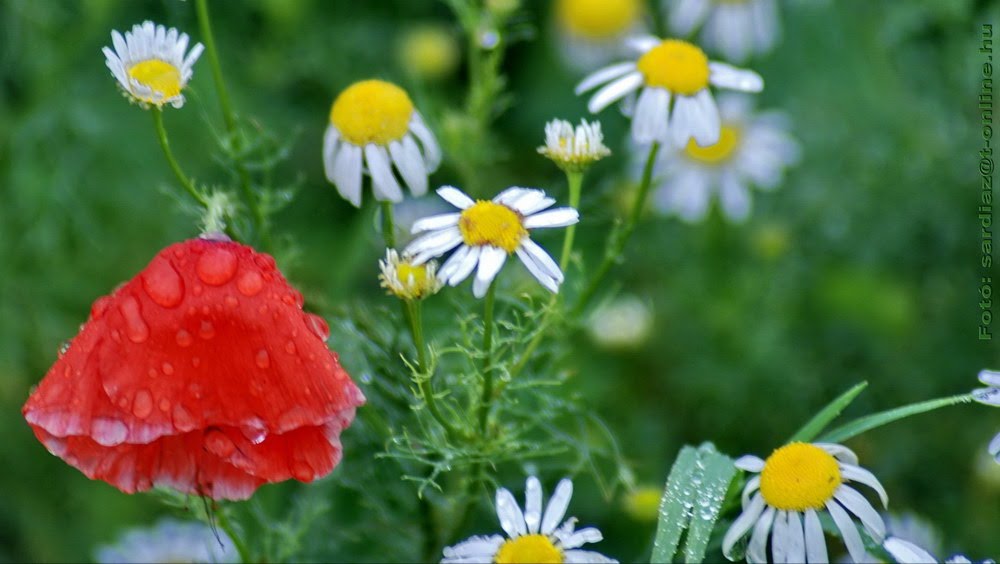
[22,237,365,500]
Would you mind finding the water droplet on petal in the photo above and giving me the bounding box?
[305,313,330,342]
[133,389,153,418]
[91,417,128,446]
[292,461,314,481]
[284,341,296,354]
[224,295,239,308]
[90,296,112,320]
[58,341,71,358]
[204,429,236,458]
[254,253,277,272]
[237,271,264,297]
[158,398,171,412]
[255,349,270,369]
[198,320,216,340]
[162,362,174,375]
[120,295,149,343]
[141,256,185,308]
[175,329,193,347]
[172,404,198,431]
[240,417,268,445]
[196,247,238,286]
[192,357,201,368]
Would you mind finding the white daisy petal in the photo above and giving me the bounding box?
[541,478,574,534]
[632,87,670,144]
[816,443,859,465]
[575,62,639,95]
[322,125,340,184]
[509,191,557,215]
[437,244,473,280]
[410,112,442,172]
[408,229,464,265]
[803,509,828,564]
[840,464,889,508]
[411,212,461,234]
[747,506,776,564]
[709,62,764,92]
[332,143,364,207]
[520,239,564,283]
[515,246,559,293]
[670,0,711,36]
[365,144,403,203]
[562,549,619,563]
[719,172,752,222]
[560,527,603,550]
[771,510,790,564]
[884,537,938,564]
[389,137,429,197]
[438,186,476,209]
[669,95,700,147]
[826,499,866,564]
[624,34,661,54]
[473,246,507,298]
[741,476,762,509]
[735,455,765,473]
[690,89,721,146]
[446,246,482,287]
[973,387,1000,406]
[723,493,766,557]
[524,208,579,229]
[495,487,528,538]
[989,431,1000,458]
[588,72,644,114]
[784,511,806,564]
[979,369,1000,387]
[494,187,532,206]
[524,477,543,534]
[834,485,886,542]
[442,535,505,559]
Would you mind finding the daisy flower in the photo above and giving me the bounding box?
[538,119,611,173]
[95,519,236,563]
[884,538,996,564]
[102,21,204,109]
[575,35,763,147]
[972,368,1000,462]
[722,441,888,563]
[650,95,800,223]
[323,79,441,207]
[554,0,646,71]
[441,476,617,563]
[666,0,781,64]
[378,249,443,301]
[403,186,579,298]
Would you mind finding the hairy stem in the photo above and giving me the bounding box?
[477,281,497,433]
[381,200,396,248]
[151,108,208,208]
[214,507,251,563]
[559,171,583,271]
[404,300,461,439]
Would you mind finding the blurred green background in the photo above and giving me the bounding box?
[1,0,999,561]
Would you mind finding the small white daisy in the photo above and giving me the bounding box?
[378,248,443,301]
[972,368,1000,462]
[723,441,889,563]
[94,519,236,563]
[554,0,646,71]
[323,79,441,207]
[102,21,204,108]
[404,186,579,298]
[538,119,611,172]
[441,476,617,563]
[575,35,763,147]
[884,538,996,564]
[666,0,781,64]
[650,95,800,223]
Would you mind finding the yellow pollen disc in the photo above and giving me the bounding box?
[685,125,741,164]
[329,79,415,146]
[127,60,183,100]
[556,0,641,39]
[637,39,710,95]
[459,201,527,253]
[759,443,842,511]
[397,262,428,284]
[495,534,563,564]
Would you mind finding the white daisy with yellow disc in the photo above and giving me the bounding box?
[667,0,781,64]
[554,0,646,71]
[323,79,441,207]
[651,95,799,223]
[538,118,611,173]
[378,249,442,301]
[576,35,763,147]
[102,21,204,109]
[403,186,578,298]
[723,441,889,563]
[441,476,617,563]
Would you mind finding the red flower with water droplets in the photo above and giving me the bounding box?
[22,238,365,500]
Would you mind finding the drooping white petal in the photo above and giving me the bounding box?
[520,239,563,283]
[560,527,603,550]
[722,493,766,557]
[669,95,700,147]
[515,246,559,293]
[771,510,790,564]
[734,455,765,473]
[182,42,205,71]
[834,485,886,543]
[407,228,464,265]
[631,87,670,144]
[562,549,619,563]
[815,443,859,465]
[741,476,761,509]
[719,172,751,222]
[803,509,828,564]
[444,246,481,286]
[709,62,764,92]
[747,506,775,564]
[410,112,442,172]
[494,187,532,206]
[587,72,644,114]
[973,387,1000,406]
[437,186,476,209]
[979,369,1000,387]
[322,125,340,184]
[365,144,404,203]
[576,62,639,95]
[884,537,938,564]
[840,464,889,508]
[669,0,710,36]
[524,477,543,534]
[826,499,866,564]
[473,246,507,298]
[541,479,574,534]
[389,136,429,197]
[524,208,580,229]
[441,535,505,560]
[690,89,721,146]
[784,511,806,564]
[508,190,556,215]
[331,143,364,207]
[495,486,527,538]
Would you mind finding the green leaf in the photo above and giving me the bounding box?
[819,393,973,443]
[788,381,868,443]
[651,443,737,564]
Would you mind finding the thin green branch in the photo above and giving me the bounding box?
[820,393,975,444]
[151,108,208,208]
[404,300,461,440]
[477,281,498,433]
[214,507,251,563]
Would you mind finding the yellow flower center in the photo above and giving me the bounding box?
[637,39,710,95]
[459,201,527,253]
[127,59,183,100]
[495,534,563,564]
[759,443,842,511]
[556,0,641,39]
[684,125,741,164]
[329,79,415,146]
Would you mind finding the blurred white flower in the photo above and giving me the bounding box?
[649,95,800,223]
[576,36,763,147]
[538,119,611,173]
[587,295,653,350]
[972,369,1000,463]
[323,80,441,207]
[441,476,617,563]
[95,519,236,564]
[102,21,204,108]
[666,0,780,64]
[554,0,646,71]
[884,537,996,564]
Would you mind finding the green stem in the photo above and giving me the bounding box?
[477,281,497,433]
[194,0,269,249]
[214,507,251,563]
[819,393,975,444]
[404,300,460,439]
[572,142,660,316]
[381,200,396,248]
[559,171,583,271]
[151,108,208,207]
